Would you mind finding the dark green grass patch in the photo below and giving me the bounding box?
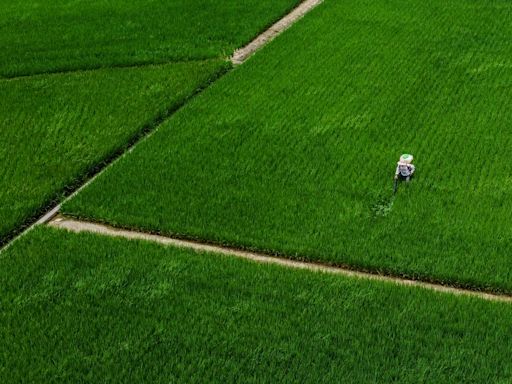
[2,227,512,383]
[0,0,300,77]
[64,0,512,292]
[0,60,226,244]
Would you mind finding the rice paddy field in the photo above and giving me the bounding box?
[0,60,226,244]
[65,0,512,292]
[0,0,301,77]
[2,227,512,383]
[3,0,512,381]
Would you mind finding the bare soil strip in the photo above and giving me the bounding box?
[48,216,512,303]
[231,0,324,64]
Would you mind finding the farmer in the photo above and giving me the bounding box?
[394,154,415,182]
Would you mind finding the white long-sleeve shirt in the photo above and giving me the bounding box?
[395,162,415,177]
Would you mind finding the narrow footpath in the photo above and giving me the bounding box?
[49,216,512,304]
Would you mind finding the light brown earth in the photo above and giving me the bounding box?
[231,0,324,64]
[48,216,512,304]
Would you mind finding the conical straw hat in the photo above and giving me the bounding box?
[399,154,413,164]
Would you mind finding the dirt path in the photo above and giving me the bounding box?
[231,0,324,64]
[48,216,512,303]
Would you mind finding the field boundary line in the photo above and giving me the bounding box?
[0,65,228,252]
[0,58,219,82]
[47,216,512,303]
[231,0,323,64]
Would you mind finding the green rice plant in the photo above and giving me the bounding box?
[0,60,226,244]
[0,0,300,77]
[64,0,512,291]
[2,226,512,383]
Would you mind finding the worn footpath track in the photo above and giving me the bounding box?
[0,0,324,253]
[48,216,512,303]
[231,0,324,64]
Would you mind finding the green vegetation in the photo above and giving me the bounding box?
[0,0,300,77]
[65,0,512,291]
[2,227,512,383]
[0,60,226,244]
[0,0,304,243]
